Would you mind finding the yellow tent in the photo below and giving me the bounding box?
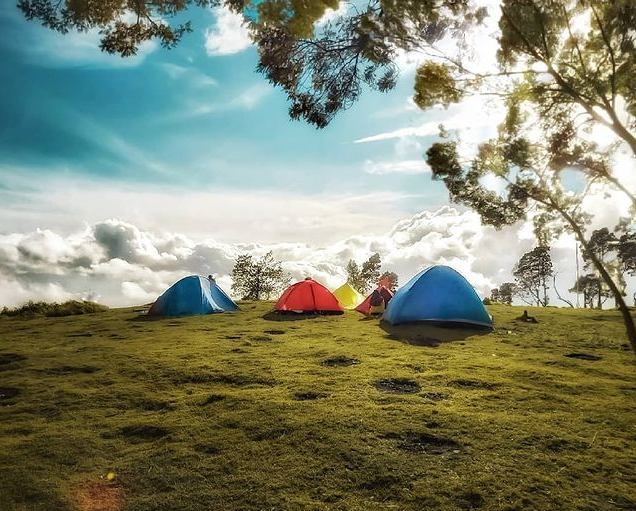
[333,282,364,310]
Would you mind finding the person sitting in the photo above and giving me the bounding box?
[368,288,385,317]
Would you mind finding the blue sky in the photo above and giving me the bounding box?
[0,3,454,240]
[1,2,631,308]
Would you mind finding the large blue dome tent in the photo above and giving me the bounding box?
[383,266,493,327]
[148,276,238,317]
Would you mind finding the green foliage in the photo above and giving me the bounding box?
[0,303,634,510]
[231,251,290,300]
[413,61,463,109]
[255,0,339,38]
[379,271,398,291]
[513,247,554,307]
[618,231,636,276]
[0,300,108,318]
[346,253,382,293]
[491,282,515,305]
[569,274,609,309]
[580,228,629,308]
[18,0,222,56]
[583,228,618,271]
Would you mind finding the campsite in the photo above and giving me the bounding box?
[1,300,635,511]
[2,1,636,510]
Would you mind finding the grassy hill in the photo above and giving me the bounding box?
[1,302,634,511]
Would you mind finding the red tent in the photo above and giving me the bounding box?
[275,278,344,314]
[355,286,394,315]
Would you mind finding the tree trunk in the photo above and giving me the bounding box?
[559,208,636,358]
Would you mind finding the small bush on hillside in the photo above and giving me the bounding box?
[0,300,108,318]
[482,297,492,305]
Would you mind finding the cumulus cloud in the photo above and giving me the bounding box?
[0,208,490,307]
[205,6,252,56]
[1,202,633,309]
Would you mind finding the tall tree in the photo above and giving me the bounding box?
[346,253,383,293]
[379,271,398,292]
[359,253,382,293]
[513,247,554,307]
[570,274,609,309]
[231,251,290,300]
[498,282,516,305]
[582,228,624,308]
[345,259,361,290]
[618,232,636,277]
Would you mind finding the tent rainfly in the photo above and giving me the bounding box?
[332,282,364,310]
[383,266,493,327]
[148,276,238,317]
[275,278,344,314]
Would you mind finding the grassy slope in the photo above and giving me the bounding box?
[0,303,635,511]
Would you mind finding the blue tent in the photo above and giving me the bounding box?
[383,266,492,327]
[148,276,238,317]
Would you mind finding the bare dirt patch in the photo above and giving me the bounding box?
[194,444,221,455]
[387,431,461,455]
[250,336,273,342]
[565,352,602,361]
[264,329,286,335]
[0,386,21,403]
[73,482,122,511]
[200,394,226,405]
[0,353,27,366]
[293,391,328,401]
[44,365,100,375]
[374,378,420,394]
[457,491,485,509]
[0,353,27,371]
[322,356,360,367]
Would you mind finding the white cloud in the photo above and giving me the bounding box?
[205,6,252,56]
[0,207,495,308]
[354,96,505,148]
[0,172,419,245]
[0,8,157,69]
[1,202,634,309]
[364,159,430,175]
[159,63,218,87]
[156,82,274,122]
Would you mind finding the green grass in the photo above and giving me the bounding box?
[0,302,635,511]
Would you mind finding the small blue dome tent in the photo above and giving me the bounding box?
[383,266,492,327]
[148,276,238,317]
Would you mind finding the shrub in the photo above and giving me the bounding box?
[0,300,108,318]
